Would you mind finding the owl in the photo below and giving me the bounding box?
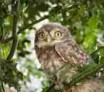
[35,23,103,92]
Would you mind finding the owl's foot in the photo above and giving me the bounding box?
[55,83,64,90]
[54,80,64,90]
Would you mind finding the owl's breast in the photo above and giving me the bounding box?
[37,47,64,74]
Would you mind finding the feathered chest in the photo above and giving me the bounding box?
[36,46,64,74]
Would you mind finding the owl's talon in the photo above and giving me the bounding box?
[55,84,64,90]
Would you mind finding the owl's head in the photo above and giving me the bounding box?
[35,23,70,48]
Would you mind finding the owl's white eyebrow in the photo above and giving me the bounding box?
[53,28,60,30]
[50,29,60,34]
[37,31,44,34]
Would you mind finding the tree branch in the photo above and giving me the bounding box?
[46,83,55,92]
[6,0,20,60]
[1,82,5,92]
[64,62,104,89]
[0,15,49,43]
[0,81,5,92]
[47,59,104,92]
[18,15,49,34]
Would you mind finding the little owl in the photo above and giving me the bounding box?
[35,23,103,92]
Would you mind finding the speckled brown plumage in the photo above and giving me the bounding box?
[35,23,104,92]
[64,79,103,92]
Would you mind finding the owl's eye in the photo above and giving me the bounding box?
[39,32,45,39]
[54,31,62,37]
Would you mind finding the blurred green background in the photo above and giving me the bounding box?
[0,0,104,92]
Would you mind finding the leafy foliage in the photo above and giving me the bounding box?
[0,60,23,91]
[0,0,104,92]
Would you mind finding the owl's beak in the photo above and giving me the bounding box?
[46,36,52,42]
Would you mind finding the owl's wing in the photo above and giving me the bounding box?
[55,40,89,66]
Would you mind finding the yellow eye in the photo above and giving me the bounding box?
[39,32,45,39]
[54,31,62,37]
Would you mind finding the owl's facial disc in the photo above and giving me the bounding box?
[36,27,69,48]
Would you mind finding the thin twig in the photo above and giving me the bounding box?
[46,83,55,92]
[18,15,49,34]
[0,80,5,92]
[1,82,5,92]
[0,15,49,43]
[90,46,104,56]
[6,0,20,60]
